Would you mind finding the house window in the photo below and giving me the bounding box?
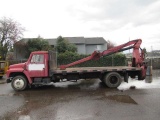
[97,45,102,51]
[31,54,44,63]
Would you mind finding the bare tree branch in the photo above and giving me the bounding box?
[107,40,115,49]
[0,17,25,60]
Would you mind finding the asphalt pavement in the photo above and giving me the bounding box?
[0,70,160,120]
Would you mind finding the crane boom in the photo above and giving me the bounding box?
[59,39,145,71]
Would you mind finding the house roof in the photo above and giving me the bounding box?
[15,38,29,43]
[16,37,107,45]
[46,38,57,45]
[46,37,107,45]
[64,37,86,44]
[15,38,45,44]
[46,37,86,45]
[85,37,107,44]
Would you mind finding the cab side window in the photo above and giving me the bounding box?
[31,54,44,63]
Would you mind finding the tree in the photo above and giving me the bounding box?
[0,17,25,60]
[25,37,53,58]
[56,36,77,53]
[142,47,147,53]
[107,40,115,49]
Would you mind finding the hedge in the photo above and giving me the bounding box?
[57,51,126,67]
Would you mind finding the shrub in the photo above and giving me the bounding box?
[57,52,126,67]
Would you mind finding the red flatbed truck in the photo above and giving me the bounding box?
[6,39,147,91]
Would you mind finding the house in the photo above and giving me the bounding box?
[46,37,107,54]
[14,37,107,59]
[146,50,160,59]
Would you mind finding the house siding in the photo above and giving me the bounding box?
[101,43,107,52]
[86,45,97,54]
[86,44,107,54]
[76,44,86,54]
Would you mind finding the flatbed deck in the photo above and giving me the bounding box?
[53,66,142,74]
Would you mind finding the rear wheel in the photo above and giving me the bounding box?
[0,76,3,79]
[103,72,122,88]
[11,75,28,91]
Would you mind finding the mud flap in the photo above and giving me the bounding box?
[124,73,129,83]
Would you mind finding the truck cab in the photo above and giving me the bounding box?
[6,51,57,90]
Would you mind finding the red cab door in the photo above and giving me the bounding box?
[28,54,46,77]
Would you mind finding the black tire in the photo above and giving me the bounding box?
[11,75,28,91]
[103,72,122,88]
[0,76,3,79]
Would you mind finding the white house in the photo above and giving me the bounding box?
[46,37,107,54]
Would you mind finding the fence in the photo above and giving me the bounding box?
[146,58,160,69]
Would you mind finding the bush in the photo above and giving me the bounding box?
[57,51,79,66]
[57,52,126,67]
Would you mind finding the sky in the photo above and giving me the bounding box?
[0,0,160,51]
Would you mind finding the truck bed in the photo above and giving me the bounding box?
[53,66,142,74]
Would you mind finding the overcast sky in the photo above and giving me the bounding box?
[0,0,160,51]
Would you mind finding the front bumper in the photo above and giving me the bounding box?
[6,78,12,83]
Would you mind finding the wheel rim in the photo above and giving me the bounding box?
[109,76,118,84]
[13,78,25,90]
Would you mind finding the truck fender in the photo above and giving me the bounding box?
[23,71,32,84]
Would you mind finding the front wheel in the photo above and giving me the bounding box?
[11,75,28,91]
[103,72,122,88]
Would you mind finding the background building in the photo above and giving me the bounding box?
[14,37,107,59]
